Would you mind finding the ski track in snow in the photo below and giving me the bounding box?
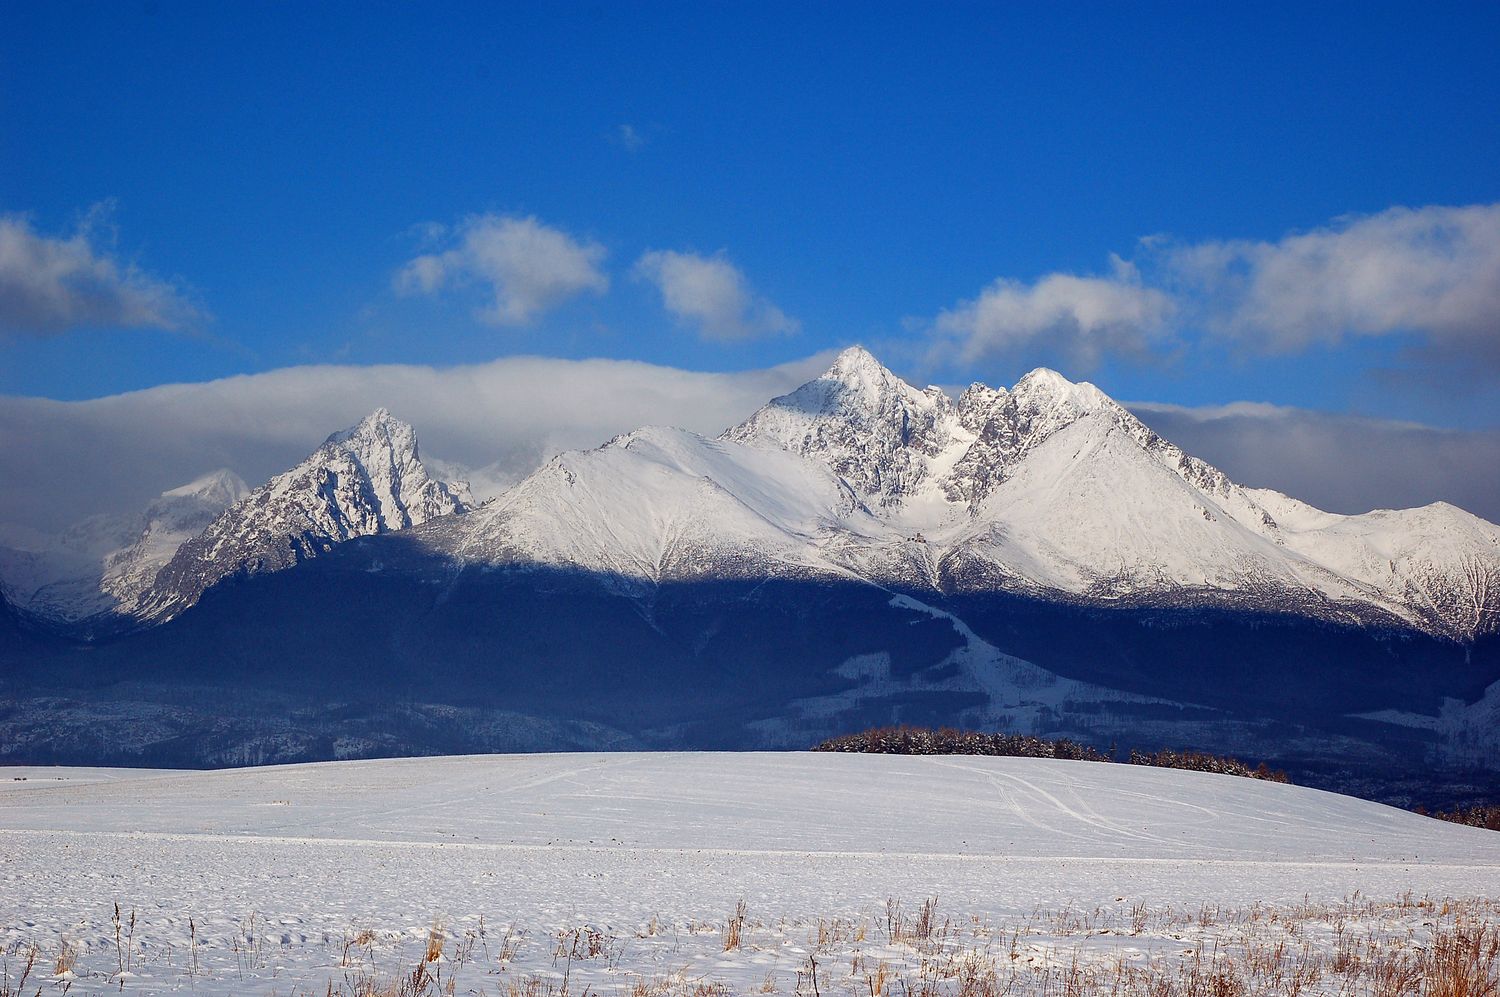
[2,752,1498,995]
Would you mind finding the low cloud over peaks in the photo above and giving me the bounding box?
[634,249,799,342]
[3,353,1496,539]
[395,214,609,326]
[0,354,831,534]
[0,208,203,337]
[1130,400,1500,525]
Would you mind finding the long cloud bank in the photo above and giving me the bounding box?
[0,354,830,533]
[2,353,1497,535]
[1129,402,1500,526]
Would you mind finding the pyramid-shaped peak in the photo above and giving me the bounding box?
[723,346,958,503]
[1014,366,1072,389]
[352,406,401,433]
[325,408,414,448]
[825,344,887,376]
[812,345,918,397]
[1010,367,1114,412]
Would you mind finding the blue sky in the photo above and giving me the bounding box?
[2,2,1499,430]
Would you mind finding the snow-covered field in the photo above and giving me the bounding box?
[2,752,1498,995]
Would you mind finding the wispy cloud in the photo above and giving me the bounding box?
[0,205,203,336]
[926,202,1500,375]
[617,123,646,152]
[394,214,608,325]
[634,249,799,342]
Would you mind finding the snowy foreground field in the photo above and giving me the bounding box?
[2,753,1498,995]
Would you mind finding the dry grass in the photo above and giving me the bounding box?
[422,920,445,964]
[335,959,454,997]
[53,935,76,977]
[1425,918,1500,997]
[12,892,1498,996]
[724,899,748,952]
[0,944,37,997]
[300,898,1498,997]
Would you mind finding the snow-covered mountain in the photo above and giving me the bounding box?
[99,469,252,613]
[451,346,1499,642]
[105,410,461,626]
[3,350,1497,787]
[131,409,469,625]
[0,469,249,625]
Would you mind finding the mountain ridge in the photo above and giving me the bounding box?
[437,346,1497,642]
[12,347,1493,641]
[2,348,1497,786]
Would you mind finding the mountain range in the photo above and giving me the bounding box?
[2,348,1497,801]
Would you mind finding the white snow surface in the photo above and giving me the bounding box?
[2,753,1497,995]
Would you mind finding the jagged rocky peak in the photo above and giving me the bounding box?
[724,346,957,504]
[955,382,1007,433]
[131,409,470,625]
[1008,367,1115,422]
[327,406,407,449]
[943,368,1121,508]
[297,407,472,528]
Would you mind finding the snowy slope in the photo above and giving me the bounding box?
[4,752,1495,861]
[1250,488,1500,639]
[1,753,1497,996]
[454,425,886,590]
[134,409,470,625]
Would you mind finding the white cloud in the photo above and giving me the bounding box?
[2,350,1495,540]
[395,214,608,325]
[928,202,1500,374]
[634,249,799,342]
[0,208,202,336]
[0,353,832,533]
[930,255,1175,368]
[1163,202,1500,363]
